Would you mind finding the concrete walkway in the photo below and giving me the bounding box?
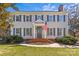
[19,43,79,48]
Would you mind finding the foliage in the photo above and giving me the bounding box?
[6,35,23,43]
[0,3,19,37]
[55,36,77,45]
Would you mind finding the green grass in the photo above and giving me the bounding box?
[0,44,79,56]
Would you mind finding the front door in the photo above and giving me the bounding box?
[36,26,42,38]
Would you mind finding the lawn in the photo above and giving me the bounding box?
[0,44,79,56]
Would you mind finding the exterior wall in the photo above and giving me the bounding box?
[10,11,68,39]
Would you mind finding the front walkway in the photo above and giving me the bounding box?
[19,43,79,48]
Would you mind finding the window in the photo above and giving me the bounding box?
[26,16,29,21]
[57,28,62,36]
[53,28,55,36]
[47,15,53,22]
[47,28,52,36]
[59,15,63,21]
[57,15,59,22]
[23,28,32,36]
[24,15,32,22]
[63,28,66,36]
[35,15,43,21]
[15,28,21,36]
[13,28,15,35]
[16,15,21,22]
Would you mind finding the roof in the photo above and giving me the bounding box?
[10,11,68,15]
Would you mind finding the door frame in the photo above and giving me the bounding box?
[35,26,42,38]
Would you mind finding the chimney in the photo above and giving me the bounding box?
[58,5,64,11]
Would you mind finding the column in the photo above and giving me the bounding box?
[21,28,24,37]
[33,25,35,38]
[44,30,47,38]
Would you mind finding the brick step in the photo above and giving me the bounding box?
[25,38,55,43]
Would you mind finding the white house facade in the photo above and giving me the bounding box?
[10,11,68,39]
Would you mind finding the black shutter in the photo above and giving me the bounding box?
[30,15,32,22]
[35,15,37,21]
[41,15,43,20]
[53,28,55,36]
[19,15,21,22]
[53,15,55,22]
[57,15,59,22]
[57,28,59,36]
[63,15,65,22]
[47,15,49,22]
[23,15,25,22]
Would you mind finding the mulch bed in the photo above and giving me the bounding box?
[25,38,56,44]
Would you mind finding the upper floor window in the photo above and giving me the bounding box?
[16,15,21,22]
[59,15,63,21]
[47,15,55,22]
[23,15,32,22]
[35,15,43,21]
[57,15,66,22]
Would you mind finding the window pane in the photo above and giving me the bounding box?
[26,16,29,21]
[30,28,32,36]
[63,28,66,36]
[16,15,20,21]
[53,28,55,36]
[16,28,21,36]
[57,28,62,36]
[13,28,15,35]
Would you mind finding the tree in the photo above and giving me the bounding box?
[64,3,79,37]
[0,3,19,37]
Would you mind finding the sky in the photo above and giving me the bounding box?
[6,3,78,12]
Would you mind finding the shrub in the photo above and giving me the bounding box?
[0,36,7,44]
[6,35,23,43]
[55,36,77,45]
